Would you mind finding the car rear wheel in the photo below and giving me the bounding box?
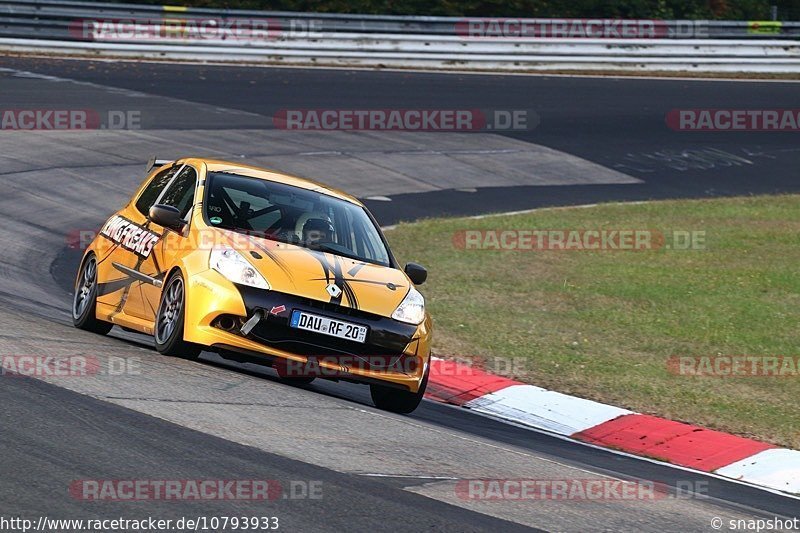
[370,363,429,414]
[72,254,113,335]
[155,271,201,360]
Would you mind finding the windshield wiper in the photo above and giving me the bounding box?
[310,243,374,264]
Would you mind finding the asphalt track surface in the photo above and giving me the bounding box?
[4,58,800,223]
[1,57,799,532]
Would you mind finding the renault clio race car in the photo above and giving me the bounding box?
[73,158,432,413]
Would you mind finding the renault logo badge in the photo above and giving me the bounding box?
[326,283,342,298]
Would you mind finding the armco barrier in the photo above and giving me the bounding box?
[0,0,798,72]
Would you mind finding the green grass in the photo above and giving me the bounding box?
[386,195,800,448]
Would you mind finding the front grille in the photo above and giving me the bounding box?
[232,286,419,363]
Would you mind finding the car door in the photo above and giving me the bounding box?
[95,164,179,319]
[134,164,200,323]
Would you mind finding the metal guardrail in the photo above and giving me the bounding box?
[0,0,799,72]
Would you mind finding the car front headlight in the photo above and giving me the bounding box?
[392,287,425,325]
[209,247,269,289]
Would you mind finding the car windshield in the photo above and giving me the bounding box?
[204,172,392,267]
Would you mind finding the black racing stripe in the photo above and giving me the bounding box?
[332,256,360,310]
[348,262,366,277]
[91,217,166,320]
[309,277,405,289]
[315,252,331,283]
[95,238,121,265]
[148,252,162,278]
[342,282,358,309]
[109,247,149,318]
[329,256,346,307]
[110,272,136,315]
[93,238,127,313]
[113,220,168,318]
[300,248,340,304]
[245,236,294,280]
[142,221,169,283]
[96,277,135,296]
[298,248,365,309]
[144,292,157,316]
[111,284,134,314]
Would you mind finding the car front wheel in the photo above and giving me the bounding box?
[154,271,201,360]
[370,363,429,414]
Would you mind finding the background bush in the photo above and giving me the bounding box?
[105,0,800,20]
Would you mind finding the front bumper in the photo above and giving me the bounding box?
[183,269,431,392]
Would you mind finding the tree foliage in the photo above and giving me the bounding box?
[106,0,800,19]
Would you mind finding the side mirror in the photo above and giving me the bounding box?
[404,262,427,285]
[149,204,185,231]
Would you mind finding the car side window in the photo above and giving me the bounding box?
[158,166,198,219]
[351,212,382,263]
[135,166,179,216]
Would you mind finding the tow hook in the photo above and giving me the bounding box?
[240,310,263,336]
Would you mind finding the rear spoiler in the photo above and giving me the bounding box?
[146,157,174,173]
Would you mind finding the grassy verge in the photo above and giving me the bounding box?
[387,195,800,448]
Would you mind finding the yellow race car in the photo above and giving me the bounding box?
[73,158,432,413]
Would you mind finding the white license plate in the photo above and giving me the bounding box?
[289,310,368,343]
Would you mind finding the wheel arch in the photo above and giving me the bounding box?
[160,263,187,309]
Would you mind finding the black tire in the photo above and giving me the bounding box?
[274,361,316,385]
[154,271,202,360]
[72,253,113,335]
[278,376,317,386]
[276,375,316,386]
[370,362,429,414]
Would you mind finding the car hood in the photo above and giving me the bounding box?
[219,230,411,317]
